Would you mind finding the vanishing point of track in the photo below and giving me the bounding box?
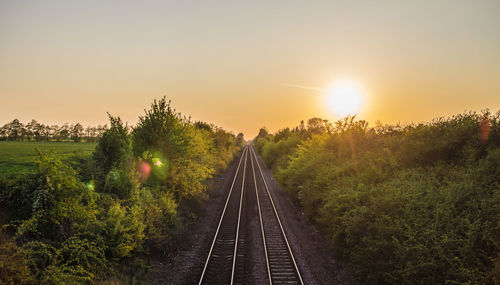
[199,145,304,284]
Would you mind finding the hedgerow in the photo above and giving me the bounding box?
[254,112,500,284]
[0,98,244,283]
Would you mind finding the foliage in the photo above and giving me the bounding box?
[0,119,106,142]
[0,97,241,283]
[94,114,132,174]
[0,233,35,284]
[15,150,99,241]
[254,111,500,284]
[132,98,240,201]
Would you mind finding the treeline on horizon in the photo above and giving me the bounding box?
[254,112,499,284]
[0,119,108,142]
[0,97,245,284]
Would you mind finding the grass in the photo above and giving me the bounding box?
[0,141,96,177]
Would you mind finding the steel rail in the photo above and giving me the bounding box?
[198,145,248,284]
[250,145,305,285]
[250,146,273,284]
[231,145,248,284]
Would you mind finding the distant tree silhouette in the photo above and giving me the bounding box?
[0,119,105,141]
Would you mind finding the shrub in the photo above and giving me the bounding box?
[255,111,500,284]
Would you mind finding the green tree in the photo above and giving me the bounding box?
[7,119,24,141]
[255,112,500,284]
[132,98,189,160]
[16,151,98,241]
[70,123,84,142]
[94,114,132,174]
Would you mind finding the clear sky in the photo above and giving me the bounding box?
[1,0,499,137]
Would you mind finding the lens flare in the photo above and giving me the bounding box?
[86,181,95,191]
[480,118,489,144]
[153,157,163,167]
[139,161,151,181]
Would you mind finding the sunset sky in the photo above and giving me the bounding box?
[1,0,499,137]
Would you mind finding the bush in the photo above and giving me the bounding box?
[0,234,35,284]
[255,111,500,284]
[0,98,242,283]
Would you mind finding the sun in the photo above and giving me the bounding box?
[325,79,364,117]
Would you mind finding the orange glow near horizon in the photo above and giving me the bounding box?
[1,1,499,138]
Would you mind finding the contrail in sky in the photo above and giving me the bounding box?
[281,83,325,92]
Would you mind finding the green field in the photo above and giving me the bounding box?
[0,141,96,177]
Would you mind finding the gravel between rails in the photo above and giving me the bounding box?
[148,147,355,284]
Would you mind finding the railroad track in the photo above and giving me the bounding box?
[199,145,303,284]
[199,146,249,284]
[249,146,304,285]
